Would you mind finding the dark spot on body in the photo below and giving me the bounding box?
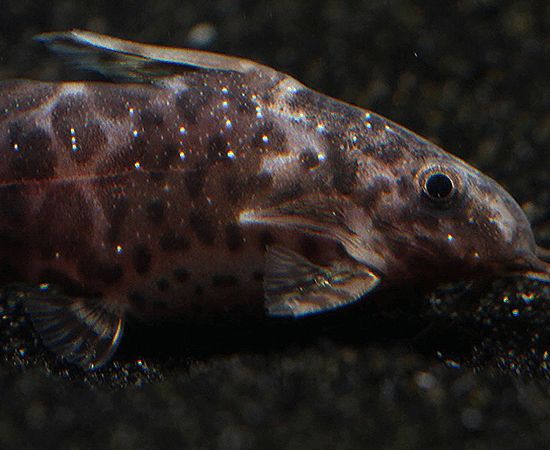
[140,108,164,128]
[175,87,211,124]
[146,199,166,224]
[7,123,55,181]
[195,284,204,296]
[105,197,130,243]
[259,230,276,249]
[289,89,363,124]
[299,149,320,170]
[326,133,358,195]
[235,97,256,114]
[173,267,190,283]
[156,277,170,292]
[34,186,93,258]
[385,144,405,164]
[92,85,149,119]
[246,172,273,191]
[152,300,170,311]
[361,178,392,211]
[132,244,152,274]
[212,274,239,287]
[268,181,303,204]
[189,211,215,246]
[217,75,256,114]
[0,82,56,117]
[208,135,229,161]
[396,174,415,197]
[78,256,123,284]
[52,94,107,165]
[70,122,105,164]
[131,137,179,173]
[95,123,178,175]
[261,90,275,104]
[184,168,206,199]
[225,223,244,251]
[365,141,405,164]
[0,185,26,225]
[160,229,190,252]
[224,172,247,204]
[148,171,165,183]
[128,290,147,309]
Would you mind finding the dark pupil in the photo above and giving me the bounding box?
[426,173,453,199]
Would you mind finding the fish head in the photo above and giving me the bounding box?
[355,149,550,284]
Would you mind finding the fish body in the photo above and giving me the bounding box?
[0,31,547,370]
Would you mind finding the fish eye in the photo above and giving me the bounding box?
[424,172,455,202]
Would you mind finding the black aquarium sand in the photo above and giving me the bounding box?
[2,1,550,449]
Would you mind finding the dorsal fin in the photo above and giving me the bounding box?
[35,30,279,82]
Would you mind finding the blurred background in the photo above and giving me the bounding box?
[2,1,550,449]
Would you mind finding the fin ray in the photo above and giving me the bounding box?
[240,198,388,272]
[24,287,124,370]
[264,246,380,317]
[35,30,277,81]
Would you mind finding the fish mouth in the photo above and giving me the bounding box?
[505,246,550,284]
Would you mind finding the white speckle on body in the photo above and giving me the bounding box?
[70,127,77,151]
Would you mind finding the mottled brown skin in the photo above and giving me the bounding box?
[0,31,546,369]
[0,70,346,317]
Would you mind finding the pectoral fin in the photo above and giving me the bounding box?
[239,197,388,272]
[264,246,380,317]
[23,286,124,371]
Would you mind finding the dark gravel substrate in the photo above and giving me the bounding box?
[3,1,550,449]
